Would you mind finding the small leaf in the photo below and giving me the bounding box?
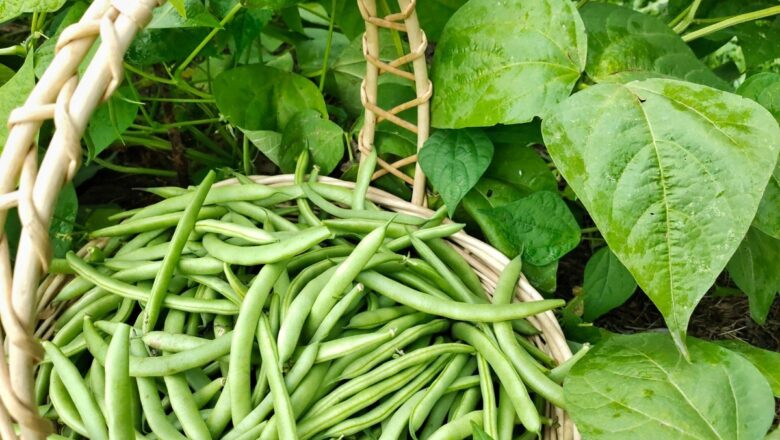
[580,3,730,90]
[148,0,219,28]
[485,143,557,195]
[581,246,637,321]
[523,260,558,294]
[715,339,780,397]
[243,129,283,166]
[0,53,34,150]
[431,0,586,128]
[126,28,208,66]
[726,228,780,325]
[87,87,140,159]
[214,64,327,131]
[477,191,580,266]
[0,0,67,23]
[543,78,780,353]
[279,110,344,175]
[418,129,494,216]
[565,333,775,440]
[168,0,187,18]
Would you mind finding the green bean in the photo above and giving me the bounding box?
[55,274,100,303]
[492,257,564,407]
[226,202,300,232]
[389,270,451,300]
[286,245,353,273]
[409,353,470,432]
[141,186,189,199]
[129,182,279,220]
[231,421,268,440]
[514,333,555,368]
[269,292,281,336]
[477,354,498,438]
[67,253,238,315]
[114,229,167,257]
[451,387,480,420]
[377,390,425,440]
[496,385,515,440]
[43,342,108,440]
[357,271,563,322]
[49,370,88,437]
[202,225,330,266]
[295,150,323,227]
[346,306,414,330]
[111,257,224,282]
[297,362,429,440]
[229,262,285,424]
[353,148,377,210]
[223,264,248,299]
[340,319,450,379]
[105,323,134,440]
[206,385,232,438]
[452,323,540,433]
[188,274,242,305]
[304,221,389,339]
[283,259,335,318]
[548,343,591,383]
[418,390,458,439]
[307,343,473,417]
[446,375,481,393]
[321,218,410,237]
[51,294,122,347]
[427,237,485,298]
[315,329,396,363]
[383,223,466,252]
[195,218,276,244]
[311,283,364,342]
[161,378,224,411]
[91,206,225,238]
[410,235,481,304]
[427,410,483,440]
[511,318,541,336]
[130,338,187,440]
[257,315,297,439]
[144,171,216,333]
[106,240,202,263]
[319,355,450,439]
[302,183,427,225]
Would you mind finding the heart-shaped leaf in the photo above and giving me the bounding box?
[565,333,774,440]
[430,0,587,128]
[242,129,283,166]
[581,246,637,321]
[476,191,580,266]
[715,339,780,397]
[279,110,344,175]
[418,129,494,216]
[87,87,140,159]
[580,3,730,90]
[726,228,780,324]
[214,64,326,131]
[543,78,780,354]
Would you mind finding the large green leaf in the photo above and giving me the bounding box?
[126,28,208,66]
[715,339,780,397]
[0,0,66,23]
[296,28,349,77]
[0,54,34,150]
[416,0,468,42]
[213,64,326,131]
[543,78,780,353]
[243,129,282,166]
[477,191,580,266]
[278,109,344,175]
[86,86,140,159]
[580,3,729,90]
[34,1,88,78]
[738,73,780,239]
[485,144,557,195]
[147,0,219,29]
[565,333,775,440]
[726,228,780,325]
[430,0,587,128]
[581,246,637,321]
[418,129,494,216]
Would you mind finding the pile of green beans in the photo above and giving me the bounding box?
[38,164,573,440]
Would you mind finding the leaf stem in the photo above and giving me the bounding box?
[319,0,338,92]
[242,133,252,175]
[576,0,589,8]
[93,157,177,178]
[0,45,26,57]
[682,5,780,42]
[130,118,221,132]
[672,0,702,34]
[175,2,243,78]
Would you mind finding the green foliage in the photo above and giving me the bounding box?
[543,78,780,353]
[726,228,780,324]
[715,339,780,397]
[0,54,34,149]
[418,129,494,216]
[565,333,775,440]
[278,109,344,174]
[86,87,140,159]
[430,0,587,128]
[0,0,66,23]
[581,246,637,321]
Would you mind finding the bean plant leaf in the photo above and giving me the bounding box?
[34,1,88,78]
[580,3,730,90]
[726,228,780,325]
[296,28,349,77]
[50,183,78,258]
[126,28,208,66]
[214,64,327,131]
[245,0,301,9]
[523,260,558,293]
[0,53,34,150]
[715,339,780,398]
[477,191,581,266]
[485,143,557,195]
[738,73,780,239]
[279,109,344,175]
[148,0,219,29]
[543,78,780,354]
[0,0,66,23]
[430,0,587,128]
[416,0,468,42]
[581,246,637,321]
[242,129,283,166]
[564,333,775,440]
[418,129,494,216]
[87,87,140,159]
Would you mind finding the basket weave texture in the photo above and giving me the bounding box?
[0,0,577,438]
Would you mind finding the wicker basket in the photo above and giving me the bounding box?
[0,0,577,438]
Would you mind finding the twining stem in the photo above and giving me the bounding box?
[682,5,780,42]
[673,0,702,34]
[131,118,221,133]
[175,2,243,78]
[318,0,338,92]
[142,97,215,103]
[93,157,177,178]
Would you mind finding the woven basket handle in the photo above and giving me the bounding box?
[357,0,431,207]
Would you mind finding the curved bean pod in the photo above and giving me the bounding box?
[202,225,330,266]
[409,353,470,432]
[427,410,484,440]
[105,323,134,440]
[91,206,225,238]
